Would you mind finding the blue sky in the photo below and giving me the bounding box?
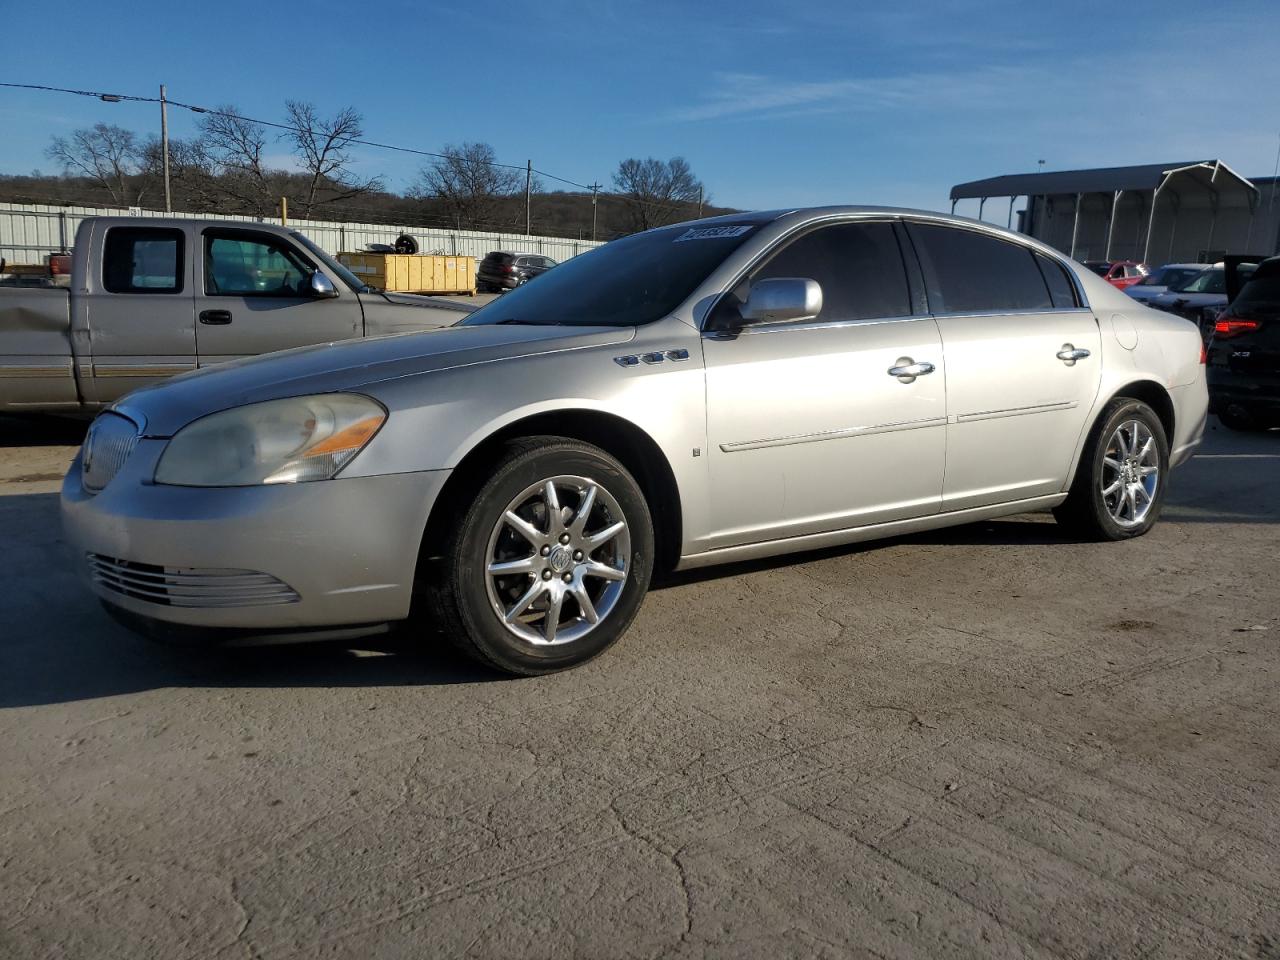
[3,0,1279,218]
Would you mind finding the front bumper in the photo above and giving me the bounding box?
[61,440,450,636]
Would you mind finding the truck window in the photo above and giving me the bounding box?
[204,232,313,297]
[103,227,184,294]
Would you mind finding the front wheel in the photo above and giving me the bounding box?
[1054,398,1169,541]
[425,438,654,675]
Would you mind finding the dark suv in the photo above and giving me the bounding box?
[477,251,558,292]
[1207,255,1280,431]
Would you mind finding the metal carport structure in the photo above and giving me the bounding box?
[950,161,1266,263]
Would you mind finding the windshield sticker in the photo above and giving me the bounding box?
[673,225,753,242]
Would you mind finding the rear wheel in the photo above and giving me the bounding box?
[425,438,654,675]
[1054,398,1169,541]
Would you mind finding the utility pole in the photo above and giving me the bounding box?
[589,182,600,241]
[525,159,532,237]
[697,184,704,218]
[160,84,172,212]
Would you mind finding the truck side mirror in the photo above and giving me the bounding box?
[309,270,339,299]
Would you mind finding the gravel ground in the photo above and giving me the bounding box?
[1,415,1277,959]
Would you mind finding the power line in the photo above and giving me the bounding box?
[1,80,718,219]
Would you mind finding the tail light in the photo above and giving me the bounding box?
[1214,316,1262,339]
[48,254,72,276]
[501,264,515,274]
[1199,339,1207,364]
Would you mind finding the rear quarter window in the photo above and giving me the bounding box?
[102,227,184,294]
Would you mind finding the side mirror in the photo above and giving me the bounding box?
[739,277,823,326]
[309,270,339,299]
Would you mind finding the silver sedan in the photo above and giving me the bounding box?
[62,207,1208,674]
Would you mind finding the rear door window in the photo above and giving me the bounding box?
[907,223,1053,314]
[102,227,184,294]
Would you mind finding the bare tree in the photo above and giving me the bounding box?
[195,106,277,215]
[283,101,383,218]
[45,123,145,206]
[411,142,527,230]
[612,156,704,232]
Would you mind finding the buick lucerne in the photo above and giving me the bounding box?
[62,207,1208,674]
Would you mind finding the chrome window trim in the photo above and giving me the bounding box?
[704,312,930,339]
[927,307,1095,321]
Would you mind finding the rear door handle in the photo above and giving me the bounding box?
[199,310,232,325]
[1056,344,1090,364]
[888,358,936,383]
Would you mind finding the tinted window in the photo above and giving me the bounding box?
[205,232,313,297]
[1034,252,1079,309]
[1231,276,1280,318]
[462,222,760,327]
[715,221,910,327]
[909,223,1052,313]
[103,227,183,294]
[1179,269,1225,294]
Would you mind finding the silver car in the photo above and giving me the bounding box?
[62,207,1208,674]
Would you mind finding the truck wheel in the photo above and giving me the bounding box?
[425,438,654,675]
[1054,398,1169,541]
[394,234,419,255]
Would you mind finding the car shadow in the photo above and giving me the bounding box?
[0,492,502,709]
[0,413,88,448]
[4,419,1275,707]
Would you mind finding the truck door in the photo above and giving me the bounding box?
[82,224,197,404]
[195,228,359,366]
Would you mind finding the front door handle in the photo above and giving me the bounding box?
[1057,343,1090,364]
[199,309,232,325]
[888,358,936,383]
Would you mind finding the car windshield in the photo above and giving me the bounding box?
[1172,269,1225,294]
[1086,263,1111,277]
[462,222,762,327]
[291,231,371,293]
[1140,266,1200,287]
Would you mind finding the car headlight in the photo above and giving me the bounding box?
[154,394,386,487]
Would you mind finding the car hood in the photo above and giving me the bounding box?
[370,290,477,313]
[115,323,635,437]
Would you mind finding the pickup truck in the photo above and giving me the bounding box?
[0,216,475,413]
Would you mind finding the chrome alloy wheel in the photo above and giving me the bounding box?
[1101,419,1160,528]
[484,476,631,646]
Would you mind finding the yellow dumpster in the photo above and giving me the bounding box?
[337,253,476,296]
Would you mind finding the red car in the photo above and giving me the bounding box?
[1083,260,1149,289]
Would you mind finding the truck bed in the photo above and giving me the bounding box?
[0,287,78,411]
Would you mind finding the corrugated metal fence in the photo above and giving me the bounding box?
[0,202,605,265]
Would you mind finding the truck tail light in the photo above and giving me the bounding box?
[48,254,72,276]
[1214,316,1262,339]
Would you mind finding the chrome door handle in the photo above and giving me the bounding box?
[1056,344,1090,364]
[888,358,935,383]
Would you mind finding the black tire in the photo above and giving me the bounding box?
[1217,406,1264,432]
[424,437,654,675]
[1053,397,1169,541]
[393,234,419,255]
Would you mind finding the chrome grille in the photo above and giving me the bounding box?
[81,413,139,493]
[86,554,300,608]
